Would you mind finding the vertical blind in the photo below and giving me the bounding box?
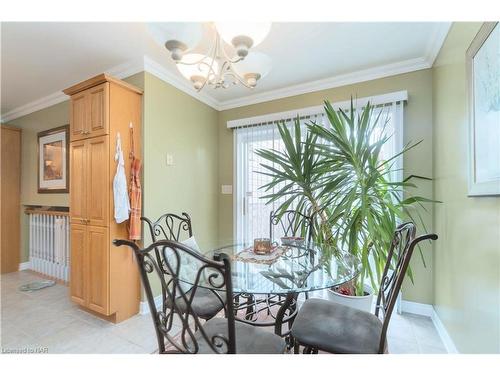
[233,99,405,243]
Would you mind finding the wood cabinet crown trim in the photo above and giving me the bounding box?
[1,124,22,132]
[63,73,143,96]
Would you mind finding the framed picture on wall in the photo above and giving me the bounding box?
[37,125,69,193]
[466,22,500,196]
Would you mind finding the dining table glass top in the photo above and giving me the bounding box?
[184,240,361,295]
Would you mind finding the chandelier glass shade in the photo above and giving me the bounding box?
[214,22,272,56]
[176,53,219,90]
[148,22,272,92]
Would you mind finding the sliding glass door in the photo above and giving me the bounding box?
[233,102,403,243]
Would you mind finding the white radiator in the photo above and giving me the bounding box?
[28,212,70,282]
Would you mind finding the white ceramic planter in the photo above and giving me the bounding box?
[327,284,374,313]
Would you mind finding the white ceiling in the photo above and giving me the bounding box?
[1,22,450,120]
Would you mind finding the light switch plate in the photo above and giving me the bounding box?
[166,153,174,166]
[221,185,233,194]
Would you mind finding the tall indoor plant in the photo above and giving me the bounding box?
[256,99,434,298]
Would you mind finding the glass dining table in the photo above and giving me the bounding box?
[190,240,361,343]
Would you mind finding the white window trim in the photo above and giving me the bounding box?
[230,90,408,241]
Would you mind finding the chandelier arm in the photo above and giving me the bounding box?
[218,40,245,64]
[194,60,215,92]
[224,71,253,89]
[192,31,221,92]
[176,30,218,67]
[170,23,265,91]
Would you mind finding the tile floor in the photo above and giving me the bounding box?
[0,271,447,354]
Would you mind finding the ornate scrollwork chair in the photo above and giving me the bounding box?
[269,210,315,244]
[290,222,438,354]
[141,213,225,320]
[113,239,287,354]
[270,209,315,301]
[232,210,316,332]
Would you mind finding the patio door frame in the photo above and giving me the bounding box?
[230,90,407,243]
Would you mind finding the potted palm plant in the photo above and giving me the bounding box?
[256,99,433,311]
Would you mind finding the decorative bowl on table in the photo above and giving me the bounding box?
[281,236,305,246]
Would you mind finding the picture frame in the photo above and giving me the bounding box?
[466,22,500,196]
[37,125,69,193]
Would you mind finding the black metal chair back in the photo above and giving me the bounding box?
[374,222,438,353]
[113,239,235,354]
[269,210,314,243]
[141,212,194,287]
[142,212,193,242]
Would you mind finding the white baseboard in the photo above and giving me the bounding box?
[430,308,459,354]
[400,300,434,317]
[139,294,163,315]
[401,299,459,353]
[18,261,31,271]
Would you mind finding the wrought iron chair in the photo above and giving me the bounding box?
[269,210,315,244]
[290,222,438,354]
[113,239,287,354]
[141,213,225,320]
[233,210,315,333]
[271,209,315,302]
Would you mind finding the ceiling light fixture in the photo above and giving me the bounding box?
[148,22,272,92]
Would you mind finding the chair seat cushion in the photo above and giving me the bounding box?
[195,318,287,354]
[291,298,384,354]
[166,287,226,320]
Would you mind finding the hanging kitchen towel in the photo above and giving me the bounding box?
[128,125,142,240]
[113,132,130,224]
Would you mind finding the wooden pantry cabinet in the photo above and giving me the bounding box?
[70,82,109,141]
[64,74,142,323]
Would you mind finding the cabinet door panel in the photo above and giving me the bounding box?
[70,92,87,141]
[70,224,86,305]
[70,141,87,224]
[87,226,109,314]
[87,136,109,227]
[88,83,109,138]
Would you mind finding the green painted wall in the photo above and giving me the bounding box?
[6,73,145,263]
[432,22,499,353]
[142,72,219,297]
[6,71,219,302]
[142,72,219,248]
[218,69,435,304]
[7,101,70,263]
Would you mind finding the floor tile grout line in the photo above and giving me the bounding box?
[408,317,447,351]
[2,272,446,354]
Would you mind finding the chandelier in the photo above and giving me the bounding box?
[148,23,272,92]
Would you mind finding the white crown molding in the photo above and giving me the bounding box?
[0,58,146,123]
[105,57,145,79]
[217,57,430,111]
[424,22,452,67]
[1,24,451,121]
[1,91,68,123]
[143,56,220,110]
